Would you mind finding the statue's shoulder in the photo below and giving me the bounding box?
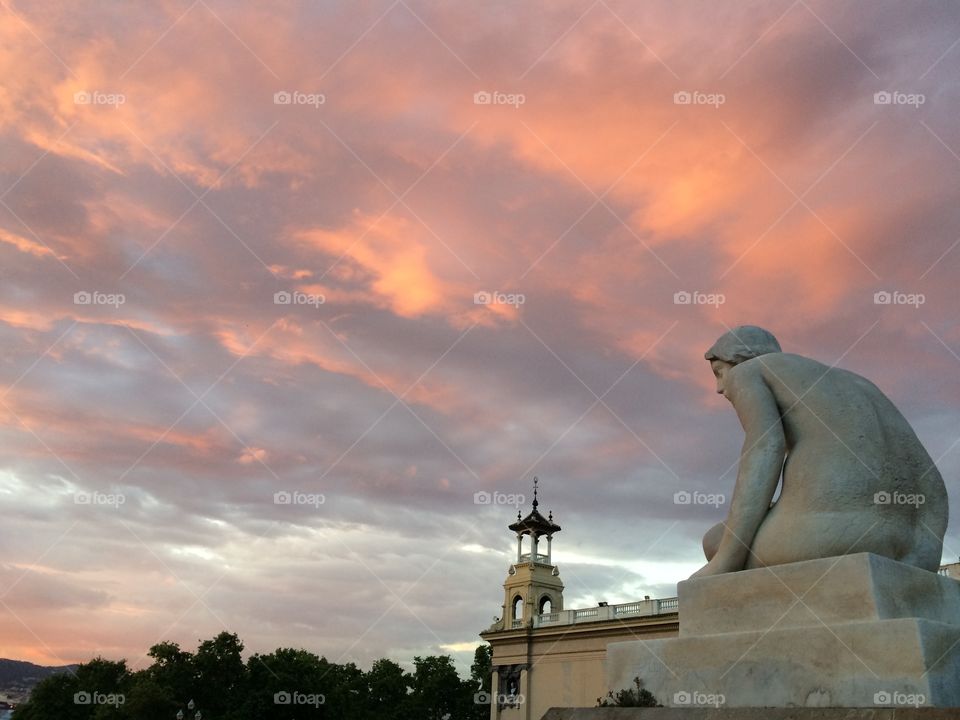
[740,352,820,371]
[729,353,823,384]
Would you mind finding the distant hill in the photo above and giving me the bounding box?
[0,658,77,691]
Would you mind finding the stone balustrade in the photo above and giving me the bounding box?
[532,596,679,628]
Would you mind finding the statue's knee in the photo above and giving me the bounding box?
[703,522,724,561]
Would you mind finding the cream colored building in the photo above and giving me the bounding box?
[479,486,679,720]
[940,560,960,580]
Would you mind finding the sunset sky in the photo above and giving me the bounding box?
[1,0,959,674]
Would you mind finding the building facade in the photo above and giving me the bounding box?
[940,560,960,580]
[479,484,679,720]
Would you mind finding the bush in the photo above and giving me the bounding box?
[597,676,661,707]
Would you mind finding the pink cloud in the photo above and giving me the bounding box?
[1,0,959,673]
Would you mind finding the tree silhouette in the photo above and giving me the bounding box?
[13,635,486,720]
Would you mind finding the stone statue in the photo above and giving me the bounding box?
[694,326,947,578]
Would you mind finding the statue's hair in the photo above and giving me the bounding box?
[705,326,782,365]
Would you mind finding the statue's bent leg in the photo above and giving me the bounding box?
[901,505,948,572]
[702,521,725,562]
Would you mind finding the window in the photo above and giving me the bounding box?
[539,596,552,614]
[512,595,523,621]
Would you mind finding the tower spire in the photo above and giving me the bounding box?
[500,476,564,631]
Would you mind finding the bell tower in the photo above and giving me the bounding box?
[502,478,564,628]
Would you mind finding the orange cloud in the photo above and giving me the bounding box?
[0,228,64,259]
[293,211,454,317]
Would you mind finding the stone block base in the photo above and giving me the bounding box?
[543,709,960,719]
[605,554,960,708]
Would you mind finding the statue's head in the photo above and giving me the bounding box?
[705,326,781,396]
[705,326,781,365]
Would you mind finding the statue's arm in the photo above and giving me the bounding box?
[695,363,785,576]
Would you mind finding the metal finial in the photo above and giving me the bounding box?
[549,510,553,521]
[532,476,539,509]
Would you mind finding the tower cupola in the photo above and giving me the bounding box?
[501,478,564,628]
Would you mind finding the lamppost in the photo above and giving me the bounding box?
[175,698,202,720]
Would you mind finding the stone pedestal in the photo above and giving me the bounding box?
[544,709,960,719]
[606,554,960,708]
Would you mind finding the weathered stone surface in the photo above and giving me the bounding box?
[679,553,960,637]
[605,555,960,708]
[543,709,960,719]
[693,326,947,579]
[608,617,960,707]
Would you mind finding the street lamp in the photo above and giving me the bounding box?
[176,699,201,720]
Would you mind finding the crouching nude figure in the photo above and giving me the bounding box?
[693,326,947,578]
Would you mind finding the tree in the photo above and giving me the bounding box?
[317,659,365,719]
[244,647,331,719]
[14,636,486,720]
[464,645,493,720]
[192,632,247,717]
[12,672,79,720]
[362,658,411,720]
[144,641,194,697]
[14,658,127,720]
[75,658,127,720]
[409,655,467,720]
[469,645,492,695]
[118,677,177,720]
